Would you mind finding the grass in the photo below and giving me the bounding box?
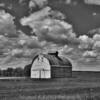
[0,71,100,100]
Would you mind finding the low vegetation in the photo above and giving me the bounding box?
[0,72,100,100]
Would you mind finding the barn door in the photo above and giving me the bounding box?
[31,55,51,79]
[31,69,50,78]
[40,69,51,78]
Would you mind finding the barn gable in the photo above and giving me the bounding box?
[31,55,51,78]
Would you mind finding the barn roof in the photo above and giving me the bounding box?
[31,52,72,67]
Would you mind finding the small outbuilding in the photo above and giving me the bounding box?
[24,52,72,79]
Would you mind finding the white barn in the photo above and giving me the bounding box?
[24,52,72,79]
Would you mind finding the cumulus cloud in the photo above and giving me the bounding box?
[0,3,5,7]
[58,45,74,56]
[21,7,51,26]
[0,30,46,59]
[21,6,66,26]
[75,33,100,63]
[0,35,19,56]
[34,18,75,43]
[78,35,94,50]
[84,0,100,5]
[20,6,72,45]
[65,0,72,4]
[29,0,48,8]
[79,35,88,41]
[29,0,36,8]
[77,34,100,62]
[65,0,78,6]
[93,41,100,52]
[17,31,43,49]
[21,10,78,45]
[92,34,100,52]
[80,34,100,53]
[0,10,17,38]
[0,35,17,51]
[93,34,100,41]
[82,50,98,58]
[11,49,23,56]
[79,50,98,63]
[10,48,40,58]
[87,28,100,37]
[0,35,8,42]
[20,4,100,64]
[42,43,62,54]
[19,0,26,4]
[49,10,66,20]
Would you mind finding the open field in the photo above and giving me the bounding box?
[0,72,100,100]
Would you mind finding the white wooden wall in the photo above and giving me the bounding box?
[31,55,51,79]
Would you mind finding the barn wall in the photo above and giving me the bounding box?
[51,66,72,78]
[31,55,51,78]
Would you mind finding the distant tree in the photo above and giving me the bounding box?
[6,68,14,76]
[0,69,2,76]
[13,67,24,76]
[2,70,8,76]
[0,67,24,77]
[24,64,31,77]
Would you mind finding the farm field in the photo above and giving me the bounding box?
[0,72,100,100]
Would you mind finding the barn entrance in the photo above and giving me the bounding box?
[31,55,51,79]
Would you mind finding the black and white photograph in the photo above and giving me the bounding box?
[1,0,100,100]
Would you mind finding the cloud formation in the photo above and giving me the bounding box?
[34,19,76,45]
[78,35,94,50]
[20,7,79,45]
[87,28,100,37]
[29,0,48,9]
[84,0,100,5]
[20,4,100,64]
[0,10,18,38]
[58,45,74,56]
[77,33,100,63]
[2,1,100,66]
[10,48,41,58]
[0,30,45,59]
[21,7,51,25]
[93,41,100,53]
[17,31,43,49]
[82,50,98,58]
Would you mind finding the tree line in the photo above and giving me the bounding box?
[0,64,32,77]
[0,67,25,77]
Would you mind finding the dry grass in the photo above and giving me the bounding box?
[0,72,100,100]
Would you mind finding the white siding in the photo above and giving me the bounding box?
[31,55,51,79]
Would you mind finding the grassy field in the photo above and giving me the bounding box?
[0,72,100,100]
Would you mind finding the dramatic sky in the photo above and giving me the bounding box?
[1,0,100,71]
